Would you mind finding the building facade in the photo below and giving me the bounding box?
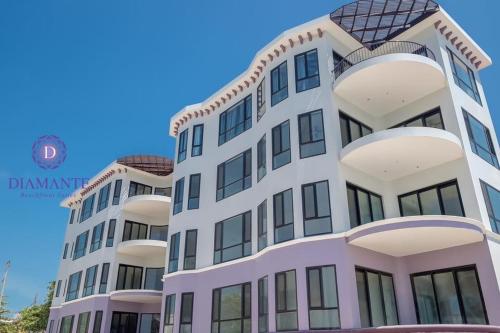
[47,156,173,333]
[163,1,500,332]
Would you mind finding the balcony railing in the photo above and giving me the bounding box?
[333,41,436,79]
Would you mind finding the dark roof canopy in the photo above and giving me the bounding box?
[330,0,439,47]
[117,155,174,176]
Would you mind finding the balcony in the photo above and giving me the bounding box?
[333,41,446,115]
[117,239,167,257]
[109,290,162,303]
[346,215,485,257]
[123,194,170,219]
[340,127,463,181]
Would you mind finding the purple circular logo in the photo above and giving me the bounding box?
[32,135,67,169]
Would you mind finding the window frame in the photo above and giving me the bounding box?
[179,292,194,333]
[163,294,176,332]
[99,263,110,294]
[273,188,294,244]
[73,231,89,260]
[178,129,188,163]
[306,265,340,330]
[92,311,103,333]
[214,211,252,264]
[257,134,267,182]
[275,269,298,332]
[128,181,152,197]
[257,199,268,252]
[339,111,373,147]
[112,180,122,205]
[272,120,291,170]
[257,78,266,121]
[294,48,320,93]
[90,221,105,253]
[110,312,138,333]
[96,183,111,213]
[301,180,332,236]
[168,232,180,273]
[183,229,198,270]
[480,180,500,233]
[173,178,185,215]
[106,219,116,247]
[258,276,268,333]
[218,95,253,146]
[347,183,385,228]
[447,48,482,105]
[188,173,201,210]
[80,194,95,222]
[391,107,444,129]
[216,149,252,201]
[66,271,82,302]
[82,265,98,297]
[122,220,148,242]
[463,110,499,168]
[191,124,204,157]
[271,61,288,106]
[211,282,251,333]
[116,264,143,291]
[298,109,326,159]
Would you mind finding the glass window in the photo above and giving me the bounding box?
[164,294,176,333]
[271,61,288,106]
[184,229,198,270]
[178,129,188,163]
[481,181,500,233]
[258,277,268,333]
[69,209,75,224]
[272,121,291,170]
[144,268,164,291]
[448,48,481,104]
[48,320,55,333]
[180,293,194,333]
[83,265,98,297]
[257,135,267,182]
[392,107,444,130]
[80,194,95,222]
[63,243,69,259]
[92,311,103,333]
[192,124,204,157]
[412,266,487,325]
[66,271,82,301]
[302,180,332,236]
[188,174,201,210]
[219,95,252,145]
[73,231,89,260]
[99,263,110,294]
[60,315,74,333]
[214,211,251,264]
[110,312,138,333]
[258,200,268,251]
[106,219,116,247]
[112,180,122,205]
[168,232,180,273]
[399,180,464,217]
[150,225,168,241]
[307,265,340,329]
[56,280,61,297]
[339,112,373,147]
[347,184,384,228]
[274,189,294,243]
[463,110,498,168]
[154,187,171,196]
[173,178,185,215]
[212,283,251,333]
[96,183,111,212]
[139,314,160,333]
[90,222,105,253]
[216,150,252,201]
[129,181,153,197]
[356,267,398,327]
[298,110,326,158]
[76,312,90,333]
[295,49,320,92]
[257,78,266,121]
[122,220,148,241]
[116,264,143,290]
[275,270,297,331]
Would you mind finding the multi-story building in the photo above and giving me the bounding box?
[163,1,500,332]
[47,155,173,333]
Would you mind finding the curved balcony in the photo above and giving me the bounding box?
[347,215,485,257]
[117,239,167,257]
[109,290,162,304]
[340,127,463,181]
[123,194,170,219]
[333,41,446,115]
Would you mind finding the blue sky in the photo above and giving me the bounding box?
[0,0,498,312]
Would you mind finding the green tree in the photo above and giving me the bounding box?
[0,297,16,333]
[16,281,54,333]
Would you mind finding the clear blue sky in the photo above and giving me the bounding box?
[0,0,498,312]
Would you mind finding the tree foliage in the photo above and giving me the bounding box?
[12,281,55,333]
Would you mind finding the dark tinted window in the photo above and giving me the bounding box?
[272,121,291,170]
[219,95,252,145]
[214,211,251,264]
[295,49,320,92]
[216,150,252,201]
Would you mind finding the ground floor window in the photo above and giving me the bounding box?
[139,313,160,333]
[258,276,268,333]
[306,265,340,329]
[356,267,398,327]
[59,315,74,333]
[164,294,176,333]
[110,312,138,333]
[180,292,194,333]
[92,311,103,333]
[212,282,251,333]
[275,270,298,331]
[412,266,487,325]
[76,312,90,333]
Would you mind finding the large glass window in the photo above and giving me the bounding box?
[184,229,198,270]
[257,135,266,182]
[80,194,95,222]
[144,268,163,291]
[302,180,332,236]
[392,107,444,129]
[129,181,152,197]
[212,283,251,333]
[481,181,500,233]
[99,263,110,294]
[188,174,201,210]
[448,48,481,104]
[180,293,194,333]
[463,110,498,167]
[399,180,464,217]
[271,61,288,106]
[412,266,487,325]
[164,294,176,333]
[139,314,160,333]
[92,311,103,333]
[56,280,61,297]
[257,200,267,251]
[295,49,320,92]
[66,271,82,301]
[274,189,294,243]
[275,270,297,331]
[258,277,268,333]
[192,124,204,157]
[82,265,98,297]
[76,312,90,333]
[298,110,326,158]
[307,265,340,330]
[73,231,89,260]
[219,95,252,145]
[106,219,116,247]
[214,211,251,264]
[168,232,180,273]
[90,222,105,253]
[272,121,291,170]
[339,112,373,147]
[150,225,168,241]
[178,129,188,163]
[216,150,252,201]
[257,78,266,121]
[112,179,122,205]
[110,312,138,333]
[116,264,143,290]
[173,178,184,215]
[347,183,384,228]
[60,315,74,333]
[69,209,75,224]
[123,220,148,241]
[96,183,111,212]
[356,267,398,327]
